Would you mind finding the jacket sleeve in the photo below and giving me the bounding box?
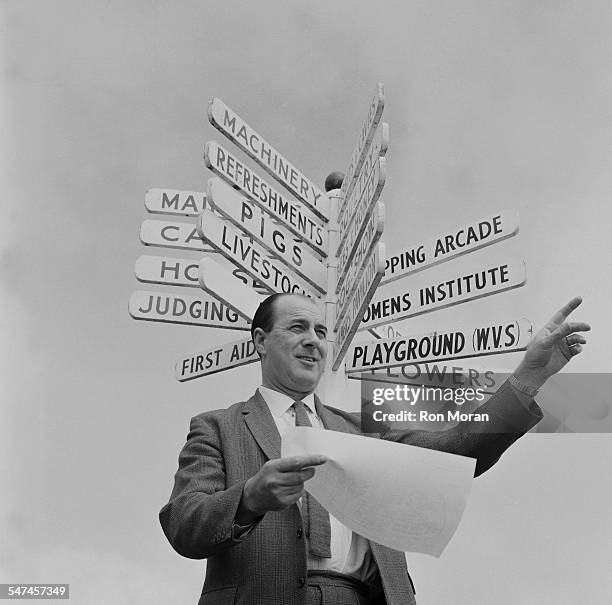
[381,380,544,476]
[159,414,254,559]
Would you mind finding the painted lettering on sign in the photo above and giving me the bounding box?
[339,121,389,221]
[176,336,259,382]
[135,255,200,287]
[128,290,250,330]
[346,319,532,372]
[332,244,386,370]
[204,141,327,256]
[337,157,386,255]
[361,260,527,331]
[140,219,217,253]
[145,189,205,216]
[207,178,326,290]
[338,83,386,217]
[208,98,329,221]
[382,210,520,285]
[197,209,322,298]
[336,201,385,294]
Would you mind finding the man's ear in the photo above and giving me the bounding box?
[253,327,267,358]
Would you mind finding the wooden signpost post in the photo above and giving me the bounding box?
[129,83,530,402]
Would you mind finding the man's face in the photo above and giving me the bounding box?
[255,295,328,399]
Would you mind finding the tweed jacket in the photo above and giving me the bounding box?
[160,381,542,604]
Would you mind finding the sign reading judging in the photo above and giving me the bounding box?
[208,98,329,221]
[129,290,250,330]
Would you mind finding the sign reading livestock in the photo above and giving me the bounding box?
[129,83,528,396]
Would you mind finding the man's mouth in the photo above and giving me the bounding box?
[296,355,318,364]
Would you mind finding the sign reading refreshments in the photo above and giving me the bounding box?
[208,97,329,221]
[204,140,327,256]
[382,210,520,285]
[360,260,527,331]
[346,318,532,372]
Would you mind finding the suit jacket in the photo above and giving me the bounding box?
[160,381,542,605]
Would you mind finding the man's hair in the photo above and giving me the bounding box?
[250,293,287,340]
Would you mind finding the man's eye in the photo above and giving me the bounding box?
[316,330,327,338]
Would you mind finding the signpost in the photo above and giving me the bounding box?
[130,84,533,391]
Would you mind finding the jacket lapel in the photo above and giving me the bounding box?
[242,390,281,461]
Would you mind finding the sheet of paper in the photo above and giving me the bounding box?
[282,427,476,557]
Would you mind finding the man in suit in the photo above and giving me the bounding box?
[160,293,589,604]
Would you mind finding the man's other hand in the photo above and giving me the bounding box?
[236,455,327,524]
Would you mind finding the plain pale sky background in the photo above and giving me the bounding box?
[2,1,611,603]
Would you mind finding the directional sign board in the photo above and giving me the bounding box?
[208,97,329,221]
[204,140,328,257]
[338,83,386,218]
[197,208,322,298]
[346,318,532,373]
[135,254,201,288]
[140,219,217,253]
[145,189,206,216]
[176,336,259,382]
[337,156,386,254]
[382,210,520,285]
[360,259,527,331]
[336,201,385,294]
[129,290,250,330]
[207,177,326,291]
[333,244,386,370]
[199,256,265,321]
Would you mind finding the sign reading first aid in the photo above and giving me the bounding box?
[208,97,329,221]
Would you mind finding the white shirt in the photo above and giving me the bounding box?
[258,386,377,583]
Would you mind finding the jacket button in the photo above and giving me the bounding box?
[296,529,303,539]
[298,577,305,588]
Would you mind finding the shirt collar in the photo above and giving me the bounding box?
[258,385,316,419]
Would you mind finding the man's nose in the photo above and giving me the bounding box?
[302,326,320,345]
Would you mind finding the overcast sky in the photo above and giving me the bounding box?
[2,1,611,603]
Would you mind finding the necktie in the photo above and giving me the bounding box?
[293,400,332,558]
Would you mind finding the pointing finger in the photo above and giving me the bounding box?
[549,297,583,326]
